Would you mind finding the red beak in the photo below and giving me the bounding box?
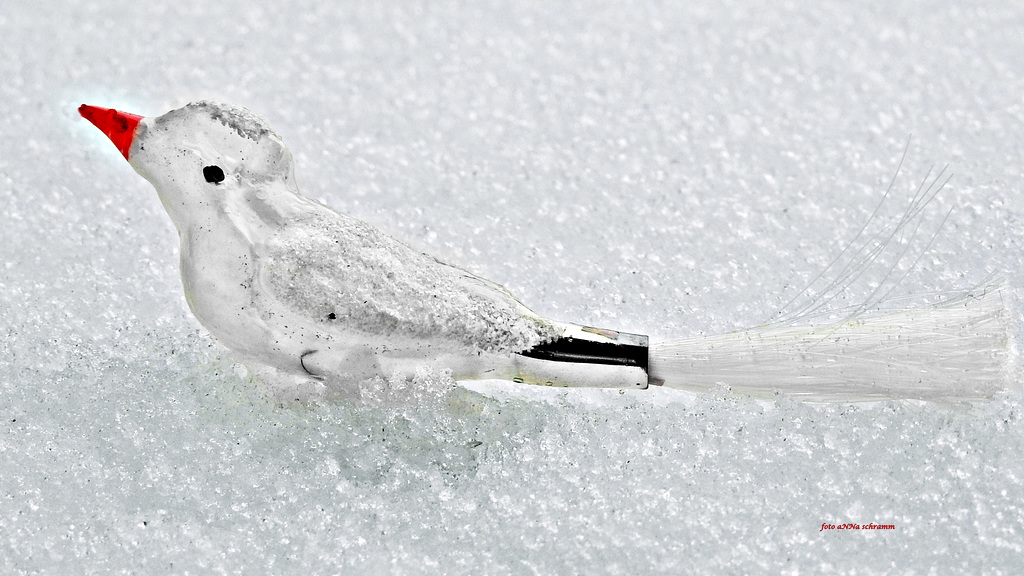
[79,104,143,160]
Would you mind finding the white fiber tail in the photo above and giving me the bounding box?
[649,287,1013,401]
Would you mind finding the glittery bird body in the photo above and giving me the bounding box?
[80,101,650,401]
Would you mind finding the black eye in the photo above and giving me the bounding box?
[203,165,225,183]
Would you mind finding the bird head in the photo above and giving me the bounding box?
[80,101,297,234]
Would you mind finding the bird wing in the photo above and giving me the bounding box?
[254,209,557,354]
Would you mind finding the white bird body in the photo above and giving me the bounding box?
[81,101,650,401]
[80,101,1012,403]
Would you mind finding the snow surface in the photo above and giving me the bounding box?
[3,0,1024,573]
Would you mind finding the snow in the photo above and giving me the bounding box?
[3,0,1024,573]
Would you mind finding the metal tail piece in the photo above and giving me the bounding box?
[513,325,650,389]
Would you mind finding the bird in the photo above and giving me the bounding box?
[79,101,1011,403]
[79,101,651,401]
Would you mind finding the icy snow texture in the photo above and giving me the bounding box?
[3,0,1024,574]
